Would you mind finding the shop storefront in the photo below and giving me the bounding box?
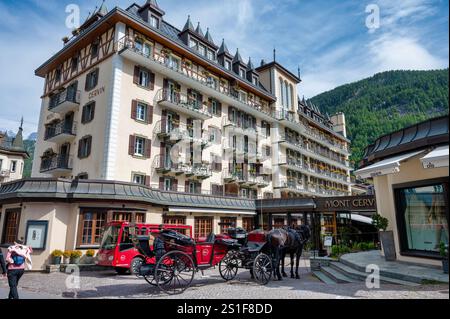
[356,115,449,266]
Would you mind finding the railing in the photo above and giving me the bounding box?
[48,89,80,110]
[117,35,275,119]
[156,89,212,118]
[40,155,73,172]
[44,121,77,141]
[180,164,212,178]
[153,155,181,172]
[221,116,259,137]
[153,120,189,140]
[278,178,349,196]
[222,169,245,182]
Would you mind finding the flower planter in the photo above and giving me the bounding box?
[63,257,71,264]
[52,256,62,265]
[379,231,396,261]
[70,257,80,265]
[84,256,95,265]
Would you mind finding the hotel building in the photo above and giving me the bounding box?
[0,1,356,270]
[0,121,29,185]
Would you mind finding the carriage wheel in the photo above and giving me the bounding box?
[155,251,195,295]
[219,250,239,281]
[144,267,172,287]
[253,253,273,285]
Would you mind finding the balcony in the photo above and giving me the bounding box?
[153,120,189,142]
[277,178,349,197]
[153,155,183,175]
[222,169,244,183]
[40,155,73,174]
[247,174,271,188]
[48,88,80,114]
[117,36,276,123]
[44,121,77,144]
[275,110,350,156]
[156,89,212,120]
[180,164,212,180]
[221,117,258,140]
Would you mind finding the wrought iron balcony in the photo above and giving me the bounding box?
[180,164,212,179]
[48,88,80,114]
[44,121,77,143]
[39,154,73,173]
[156,89,212,120]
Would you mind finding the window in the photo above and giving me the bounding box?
[395,181,449,257]
[207,50,215,61]
[78,210,106,246]
[243,217,255,232]
[211,99,218,115]
[139,69,149,87]
[0,159,3,170]
[81,101,95,124]
[252,76,258,86]
[194,217,213,240]
[225,60,231,70]
[189,38,197,49]
[134,137,145,156]
[55,67,62,82]
[132,174,146,185]
[150,15,159,28]
[209,127,220,144]
[112,212,132,222]
[164,216,186,225]
[167,55,180,70]
[71,56,78,72]
[1,209,21,244]
[77,173,89,180]
[279,78,284,107]
[239,91,247,103]
[91,41,99,58]
[10,161,17,173]
[239,69,246,78]
[85,68,99,91]
[198,45,206,56]
[136,103,147,122]
[164,178,173,191]
[78,136,92,159]
[220,217,237,234]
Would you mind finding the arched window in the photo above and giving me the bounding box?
[279,78,284,107]
[284,80,289,108]
[289,84,294,108]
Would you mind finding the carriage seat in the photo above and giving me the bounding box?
[135,235,154,257]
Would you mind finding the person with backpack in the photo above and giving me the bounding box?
[5,239,32,299]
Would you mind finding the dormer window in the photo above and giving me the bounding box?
[150,15,159,28]
[199,45,206,56]
[91,41,99,58]
[239,69,246,78]
[189,38,197,49]
[225,60,231,70]
[252,76,258,86]
[207,50,215,61]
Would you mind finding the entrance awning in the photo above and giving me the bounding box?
[168,207,256,216]
[355,150,424,179]
[421,145,449,169]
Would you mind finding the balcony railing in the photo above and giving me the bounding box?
[153,120,189,141]
[40,155,73,173]
[153,155,182,174]
[180,164,212,179]
[222,116,258,138]
[117,36,275,120]
[278,178,349,197]
[48,88,80,111]
[44,121,77,141]
[156,89,212,118]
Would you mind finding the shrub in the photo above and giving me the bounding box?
[440,242,448,258]
[51,250,64,257]
[372,214,389,231]
[63,250,71,258]
[70,250,82,258]
[86,249,96,257]
[331,245,351,257]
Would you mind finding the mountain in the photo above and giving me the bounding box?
[27,132,38,141]
[23,139,35,178]
[310,69,449,168]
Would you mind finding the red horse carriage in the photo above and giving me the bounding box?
[130,226,274,295]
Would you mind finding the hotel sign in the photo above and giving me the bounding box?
[316,196,377,212]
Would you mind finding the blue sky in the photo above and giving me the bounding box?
[0,0,448,137]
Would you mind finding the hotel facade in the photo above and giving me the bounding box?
[0,1,356,270]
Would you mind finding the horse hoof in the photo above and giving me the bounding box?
[296,276,300,280]
[282,273,288,278]
[291,274,295,279]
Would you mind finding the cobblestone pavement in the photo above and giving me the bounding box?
[0,260,448,299]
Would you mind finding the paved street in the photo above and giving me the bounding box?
[0,259,448,299]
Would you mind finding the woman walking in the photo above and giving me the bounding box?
[5,239,32,299]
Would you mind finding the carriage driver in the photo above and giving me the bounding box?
[153,224,166,262]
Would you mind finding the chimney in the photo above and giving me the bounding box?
[330,112,347,138]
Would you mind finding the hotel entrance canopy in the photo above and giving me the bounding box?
[354,150,424,179]
[420,145,449,169]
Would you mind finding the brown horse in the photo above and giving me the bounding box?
[267,225,311,280]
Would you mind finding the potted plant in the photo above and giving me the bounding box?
[63,250,71,264]
[439,242,448,274]
[70,250,82,265]
[372,213,396,261]
[84,249,96,264]
[51,250,63,265]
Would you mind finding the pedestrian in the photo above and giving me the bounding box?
[0,248,7,278]
[5,239,32,299]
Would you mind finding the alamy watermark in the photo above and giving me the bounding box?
[365,264,380,289]
[365,4,380,32]
[66,4,81,30]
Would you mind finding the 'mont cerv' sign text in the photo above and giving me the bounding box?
[316,196,377,212]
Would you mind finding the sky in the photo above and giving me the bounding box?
[0,0,448,137]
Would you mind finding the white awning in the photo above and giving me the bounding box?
[338,213,373,225]
[421,145,449,169]
[168,207,256,216]
[355,150,424,179]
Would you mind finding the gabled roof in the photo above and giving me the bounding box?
[247,58,255,71]
[232,48,244,64]
[218,39,231,56]
[204,28,215,45]
[182,15,195,32]
[195,22,204,37]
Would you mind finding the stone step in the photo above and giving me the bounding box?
[312,270,338,285]
[330,262,420,287]
[320,266,358,284]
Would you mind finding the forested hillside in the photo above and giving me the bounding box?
[310,69,449,167]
